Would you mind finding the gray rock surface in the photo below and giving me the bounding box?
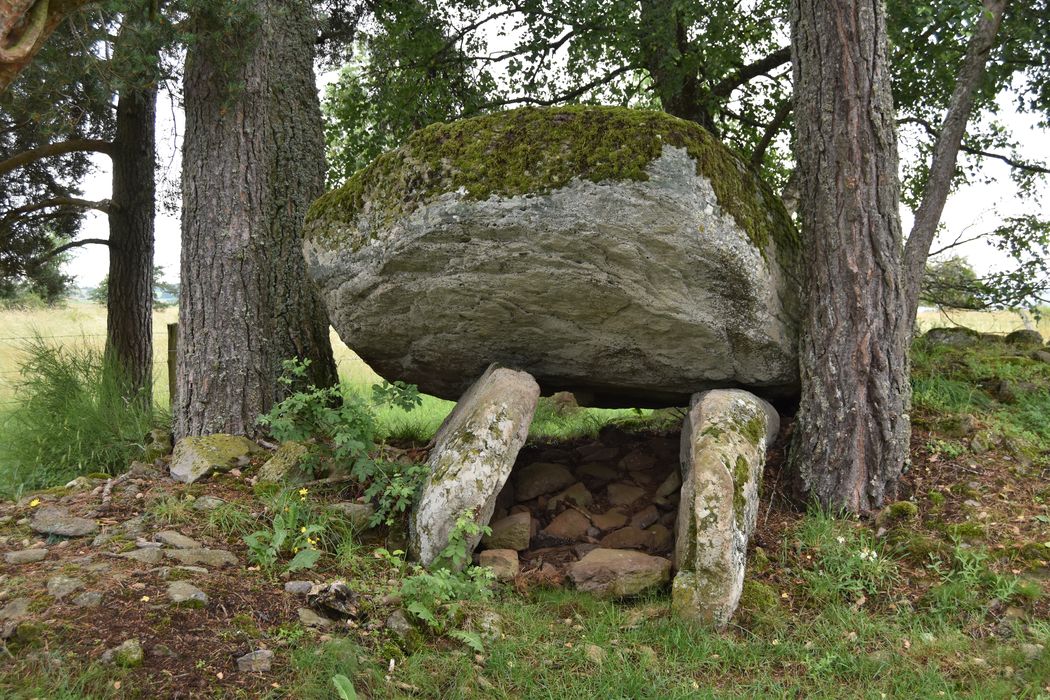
[673,389,779,630]
[163,548,237,568]
[236,649,274,672]
[102,639,143,667]
[567,548,671,599]
[30,506,97,537]
[46,575,83,599]
[156,530,201,549]
[478,549,519,580]
[409,365,539,566]
[169,434,263,484]
[4,548,47,564]
[304,106,799,407]
[481,512,532,551]
[513,462,577,501]
[167,581,208,606]
[327,502,376,530]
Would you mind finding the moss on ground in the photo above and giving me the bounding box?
[307,105,797,255]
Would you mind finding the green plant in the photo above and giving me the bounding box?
[203,501,256,538]
[924,438,967,460]
[924,542,1028,620]
[796,508,899,604]
[395,512,495,650]
[147,495,194,526]
[332,674,358,700]
[359,460,429,527]
[0,336,162,496]
[244,488,325,573]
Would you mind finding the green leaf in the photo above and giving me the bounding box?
[286,548,321,572]
[449,629,485,653]
[406,600,439,629]
[332,674,358,700]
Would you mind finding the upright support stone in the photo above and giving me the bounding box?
[409,364,540,567]
[673,389,779,630]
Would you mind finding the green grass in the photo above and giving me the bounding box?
[0,336,163,498]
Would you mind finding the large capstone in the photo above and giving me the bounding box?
[408,364,540,567]
[304,106,800,407]
[673,389,779,630]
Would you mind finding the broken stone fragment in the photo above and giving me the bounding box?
[257,441,312,483]
[163,548,237,568]
[408,365,539,567]
[4,548,47,564]
[672,389,779,630]
[236,649,274,672]
[539,509,591,544]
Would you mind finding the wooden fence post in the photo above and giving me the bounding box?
[167,322,178,409]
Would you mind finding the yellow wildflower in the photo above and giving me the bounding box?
[28,498,40,507]
[300,526,307,533]
[298,488,308,496]
[140,596,150,602]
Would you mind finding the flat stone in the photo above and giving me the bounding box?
[0,598,30,623]
[630,505,660,530]
[540,509,591,543]
[479,549,520,580]
[647,524,673,552]
[237,649,274,673]
[568,548,671,599]
[46,575,83,599]
[547,482,594,510]
[298,607,332,628]
[408,365,539,566]
[327,502,376,530]
[577,446,620,462]
[71,591,104,608]
[606,483,646,507]
[599,526,653,550]
[155,531,201,549]
[618,450,655,471]
[576,462,620,485]
[102,639,143,667]
[120,547,165,565]
[514,462,577,502]
[655,470,681,498]
[590,510,629,532]
[482,512,532,551]
[30,506,97,537]
[285,581,314,595]
[169,434,264,484]
[167,581,208,606]
[192,496,226,511]
[163,548,237,568]
[4,548,47,564]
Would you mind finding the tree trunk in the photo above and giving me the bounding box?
[787,0,911,513]
[176,0,337,438]
[105,81,155,399]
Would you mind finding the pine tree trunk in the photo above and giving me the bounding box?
[787,0,911,513]
[175,0,337,438]
[105,70,156,400]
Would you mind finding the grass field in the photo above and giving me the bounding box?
[1,303,1044,403]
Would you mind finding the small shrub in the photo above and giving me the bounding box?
[0,336,162,496]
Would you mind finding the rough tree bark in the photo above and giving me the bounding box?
[105,81,156,398]
[787,0,911,512]
[176,0,337,438]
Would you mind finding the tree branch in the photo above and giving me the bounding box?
[750,99,792,167]
[902,0,1011,324]
[0,0,93,94]
[478,65,636,109]
[33,236,109,263]
[0,137,113,174]
[2,196,110,221]
[711,46,791,97]
[898,116,1050,174]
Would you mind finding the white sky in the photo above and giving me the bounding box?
[62,72,1050,290]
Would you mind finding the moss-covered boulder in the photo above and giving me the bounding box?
[304,105,800,407]
[408,364,540,567]
[169,434,264,484]
[673,389,779,630]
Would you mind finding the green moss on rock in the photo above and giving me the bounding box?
[307,105,797,255]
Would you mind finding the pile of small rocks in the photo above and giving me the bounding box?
[477,427,680,597]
